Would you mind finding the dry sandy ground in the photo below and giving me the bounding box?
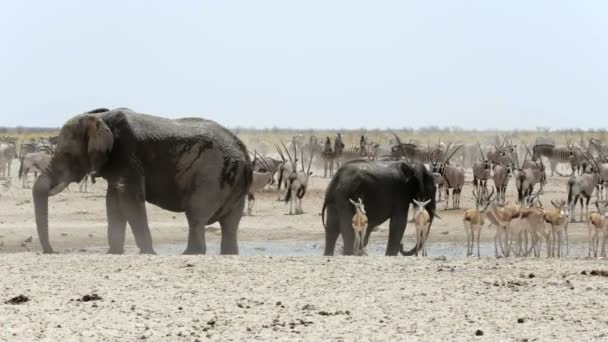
[2,255,608,341]
[2,162,608,340]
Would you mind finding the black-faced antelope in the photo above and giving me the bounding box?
[543,200,570,257]
[463,187,495,257]
[588,201,608,258]
[512,144,544,205]
[283,141,314,215]
[349,198,368,256]
[411,199,432,256]
[491,163,511,205]
[275,141,298,201]
[431,143,465,209]
[245,152,274,216]
[567,150,601,223]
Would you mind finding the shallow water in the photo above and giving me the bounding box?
[73,240,592,258]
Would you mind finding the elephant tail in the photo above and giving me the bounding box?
[321,200,327,228]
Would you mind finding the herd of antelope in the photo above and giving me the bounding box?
[3,132,608,258]
[246,134,608,258]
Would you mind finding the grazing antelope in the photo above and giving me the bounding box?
[349,198,368,256]
[431,143,465,209]
[283,140,314,215]
[588,201,608,258]
[543,200,570,257]
[463,187,495,257]
[411,199,432,256]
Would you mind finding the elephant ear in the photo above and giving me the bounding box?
[82,115,114,172]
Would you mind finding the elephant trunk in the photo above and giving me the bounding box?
[33,171,69,254]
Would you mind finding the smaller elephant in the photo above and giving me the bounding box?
[322,160,436,256]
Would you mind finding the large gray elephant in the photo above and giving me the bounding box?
[33,108,252,255]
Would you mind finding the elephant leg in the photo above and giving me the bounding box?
[340,218,356,256]
[386,212,407,256]
[323,207,340,256]
[117,181,155,255]
[182,190,225,255]
[218,198,245,255]
[106,186,127,254]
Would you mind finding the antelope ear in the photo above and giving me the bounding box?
[349,198,357,205]
[82,115,114,172]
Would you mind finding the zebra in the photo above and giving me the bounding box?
[0,140,18,178]
[333,133,345,169]
[532,141,585,176]
[390,140,446,164]
[18,151,51,188]
[320,137,335,178]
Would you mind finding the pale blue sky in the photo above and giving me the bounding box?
[1,1,607,129]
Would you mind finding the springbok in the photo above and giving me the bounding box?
[543,200,570,257]
[349,198,368,256]
[463,187,494,257]
[588,201,608,258]
[485,200,519,257]
[411,199,432,257]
